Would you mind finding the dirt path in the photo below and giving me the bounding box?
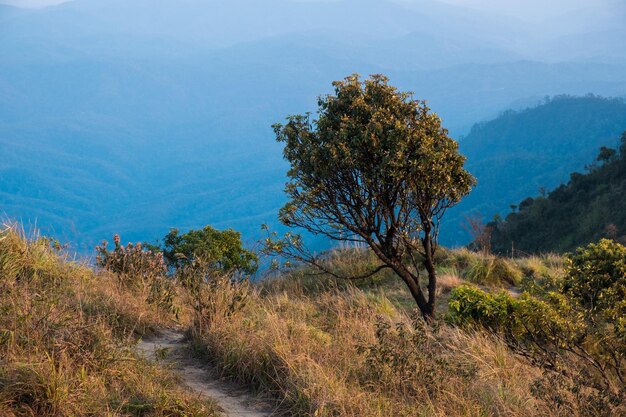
[137,329,276,417]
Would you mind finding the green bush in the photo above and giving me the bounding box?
[447,286,516,330]
[563,239,626,321]
[161,226,258,275]
[447,240,626,416]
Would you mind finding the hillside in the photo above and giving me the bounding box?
[0,225,218,415]
[1,0,626,252]
[3,221,625,416]
[486,132,626,254]
[444,96,626,245]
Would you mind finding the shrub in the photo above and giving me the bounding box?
[96,234,166,289]
[161,226,258,275]
[563,238,626,317]
[357,315,476,398]
[447,286,517,330]
[447,240,626,416]
[95,235,178,316]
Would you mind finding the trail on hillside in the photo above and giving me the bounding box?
[137,329,276,417]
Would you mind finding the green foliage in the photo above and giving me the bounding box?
[448,240,626,415]
[162,226,258,275]
[598,146,617,163]
[489,131,626,254]
[271,73,475,318]
[447,286,517,330]
[563,239,626,316]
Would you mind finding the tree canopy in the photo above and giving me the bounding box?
[271,74,475,319]
[161,226,258,275]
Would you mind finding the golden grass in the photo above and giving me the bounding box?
[0,224,217,416]
[1,223,578,416]
[190,275,556,416]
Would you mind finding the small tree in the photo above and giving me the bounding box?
[270,74,475,320]
[462,212,492,255]
[597,146,617,163]
[162,226,258,275]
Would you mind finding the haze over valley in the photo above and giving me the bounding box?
[1,0,625,251]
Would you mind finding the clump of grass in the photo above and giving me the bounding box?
[515,254,565,292]
[436,266,463,295]
[0,224,217,416]
[444,248,523,287]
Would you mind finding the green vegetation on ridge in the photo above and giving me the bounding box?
[447,95,626,245]
[487,131,626,254]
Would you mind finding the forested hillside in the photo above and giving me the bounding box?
[445,96,626,244]
[487,131,626,254]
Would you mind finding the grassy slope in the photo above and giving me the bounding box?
[189,248,571,417]
[1,224,582,416]
[0,225,217,416]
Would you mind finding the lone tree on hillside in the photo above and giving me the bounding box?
[268,74,475,320]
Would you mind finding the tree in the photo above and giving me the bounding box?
[270,74,475,320]
[463,213,492,254]
[161,226,258,275]
[597,146,617,163]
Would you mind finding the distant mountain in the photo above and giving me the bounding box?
[1,0,626,253]
[444,96,626,245]
[486,132,626,254]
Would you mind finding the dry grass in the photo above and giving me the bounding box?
[437,270,463,293]
[0,224,217,416]
[190,275,556,416]
[1,224,577,416]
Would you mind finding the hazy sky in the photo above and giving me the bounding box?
[1,0,616,13]
[0,0,69,6]
[438,0,620,21]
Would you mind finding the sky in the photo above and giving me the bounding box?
[1,0,616,13]
[429,0,620,22]
[2,0,622,26]
[0,0,69,6]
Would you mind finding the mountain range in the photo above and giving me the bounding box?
[1,0,625,252]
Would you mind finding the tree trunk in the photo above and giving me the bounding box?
[422,226,437,321]
[390,261,434,321]
[368,237,436,322]
[422,248,437,320]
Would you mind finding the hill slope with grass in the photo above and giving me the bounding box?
[486,132,626,254]
[0,225,217,416]
[2,220,625,416]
